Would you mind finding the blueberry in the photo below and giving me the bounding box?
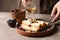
[7,19,16,28]
[16,23,20,28]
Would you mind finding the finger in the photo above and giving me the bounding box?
[52,12,60,22]
[25,0,32,2]
[23,0,32,2]
[22,0,27,7]
[22,0,32,7]
[51,6,57,16]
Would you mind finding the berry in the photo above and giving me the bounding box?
[7,19,16,28]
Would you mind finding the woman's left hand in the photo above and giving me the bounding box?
[22,0,32,7]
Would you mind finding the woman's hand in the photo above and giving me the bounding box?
[51,1,60,22]
[22,0,32,7]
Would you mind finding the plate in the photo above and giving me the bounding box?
[16,19,55,37]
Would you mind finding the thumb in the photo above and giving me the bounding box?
[52,12,60,22]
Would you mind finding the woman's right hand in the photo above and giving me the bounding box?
[51,1,60,23]
[22,0,32,7]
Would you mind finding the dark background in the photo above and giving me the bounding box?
[0,0,40,14]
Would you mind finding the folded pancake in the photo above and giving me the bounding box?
[21,19,49,32]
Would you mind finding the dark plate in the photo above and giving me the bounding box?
[16,19,55,37]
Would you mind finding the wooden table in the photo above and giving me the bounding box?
[0,12,60,40]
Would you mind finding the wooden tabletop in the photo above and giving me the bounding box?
[0,12,60,40]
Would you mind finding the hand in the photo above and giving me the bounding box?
[51,1,60,23]
[22,0,32,7]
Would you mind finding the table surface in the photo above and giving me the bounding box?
[0,12,60,40]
